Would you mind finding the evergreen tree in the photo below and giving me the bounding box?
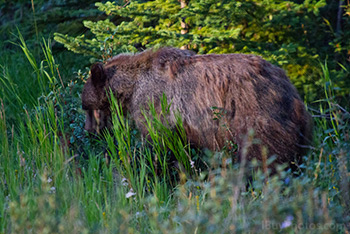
[54,0,350,100]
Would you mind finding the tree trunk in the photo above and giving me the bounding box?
[180,0,189,49]
[336,0,344,35]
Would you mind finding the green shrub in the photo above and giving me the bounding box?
[54,0,350,102]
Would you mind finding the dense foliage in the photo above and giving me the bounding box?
[54,0,350,102]
[0,0,350,233]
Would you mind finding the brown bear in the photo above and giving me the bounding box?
[81,47,313,170]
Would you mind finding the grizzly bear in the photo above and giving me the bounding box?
[81,47,312,170]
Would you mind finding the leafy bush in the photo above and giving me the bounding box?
[54,0,350,102]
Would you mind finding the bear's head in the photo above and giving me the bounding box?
[81,63,110,134]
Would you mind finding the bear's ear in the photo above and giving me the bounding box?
[90,62,106,87]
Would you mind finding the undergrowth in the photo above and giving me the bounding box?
[0,37,349,233]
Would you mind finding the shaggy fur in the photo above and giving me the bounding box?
[82,47,313,168]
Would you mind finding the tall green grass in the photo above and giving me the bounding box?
[0,36,349,233]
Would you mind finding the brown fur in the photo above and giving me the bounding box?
[82,47,313,169]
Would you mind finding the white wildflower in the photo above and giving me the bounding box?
[50,187,56,194]
[281,215,293,229]
[121,177,128,186]
[135,212,141,218]
[126,188,136,198]
[190,160,195,169]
